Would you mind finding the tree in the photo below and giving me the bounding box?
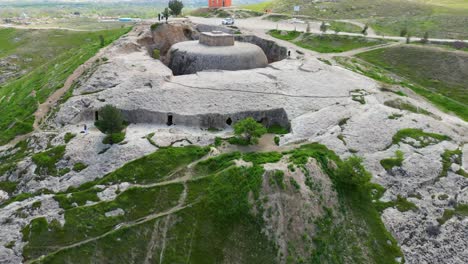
[361,24,368,36]
[320,21,328,34]
[95,105,124,134]
[335,156,372,190]
[233,117,267,144]
[168,0,184,16]
[162,7,170,20]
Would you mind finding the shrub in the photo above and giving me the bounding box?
[290,178,300,190]
[153,49,160,59]
[335,156,372,190]
[168,0,184,16]
[102,132,125,145]
[274,136,280,146]
[233,118,267,145]
[95,105,124,134]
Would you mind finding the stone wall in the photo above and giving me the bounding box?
[167,41,268,75]
[235,35,288,63]
[84,107,290,130]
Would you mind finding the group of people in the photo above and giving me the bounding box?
[158,13,169,22]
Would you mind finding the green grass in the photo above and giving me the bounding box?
[102,132,125,145]
[0,27,130,145]
[0,181,18,195]
[296,34,387,53]
[370,14,468,39]
[193,152,241,177]
[269,0,468,39]
[268,30,388,53]
[267,124,289,134]
[72,162,88,172]
[23,183,184,260]
[242,1,273,12]
[242,152,283,165]
[22,143,403,263]
[268,29,301,41]
[437,204,468,225]
[63,133,76,143]
[31,145,66,176]
[270,170,285,189]
[54,188,101,210]
[380,150,404,171]
[392,128,450,148]
[439,149,461,177]
[384,99,432,116]
[329,21,363,34]
[71,146,209,190]
[357,46,468,120]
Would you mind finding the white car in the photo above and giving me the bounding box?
[222,17,235,25]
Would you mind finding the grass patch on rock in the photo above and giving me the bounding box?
[392,128,450,148]
[380,150,404,171]
[31,145,66,176]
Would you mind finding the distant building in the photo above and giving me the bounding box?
[208,0,231,8]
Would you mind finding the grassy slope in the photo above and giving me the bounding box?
[268,0,468,39]
[22,144,403,263]
[269,30,388,53]
[356,45,468,119]
[0,27,130,145]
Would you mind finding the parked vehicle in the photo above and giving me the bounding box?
[222,17,235,25]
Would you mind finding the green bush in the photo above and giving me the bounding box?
[205,165,264,225]
[233,117,267,145]
[95,105,124,134]
[274,136,280,146]
[102,132,125,145]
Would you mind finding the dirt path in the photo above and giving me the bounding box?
[24,203,190,264]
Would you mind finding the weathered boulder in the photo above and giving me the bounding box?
[150,22,197,62]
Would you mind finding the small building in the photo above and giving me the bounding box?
[208,0,232,8]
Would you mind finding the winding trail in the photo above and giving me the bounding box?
[24,203,191,264]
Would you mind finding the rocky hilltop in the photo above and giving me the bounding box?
[0,20,467,264]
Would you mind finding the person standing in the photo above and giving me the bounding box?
[158,13,161,21]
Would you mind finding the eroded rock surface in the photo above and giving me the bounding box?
[0,21,467,264]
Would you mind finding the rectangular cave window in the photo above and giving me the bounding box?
[95,111,99,121]
[167,114,173,126]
